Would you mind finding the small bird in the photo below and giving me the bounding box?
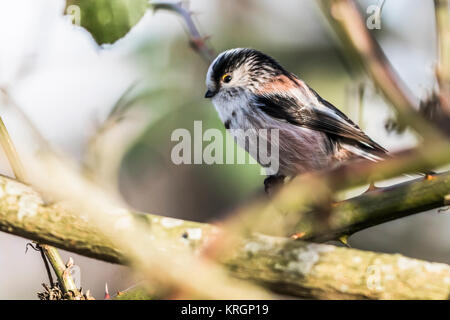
[205,48,387,192]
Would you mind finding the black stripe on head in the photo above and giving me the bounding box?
[211,48,290,84]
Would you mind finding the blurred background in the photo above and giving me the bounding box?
[0,0,448,299]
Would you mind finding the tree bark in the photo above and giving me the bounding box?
[225,234,450,299]
[434,0,450,116]
[298,173,450,242]
[0,174,449,299]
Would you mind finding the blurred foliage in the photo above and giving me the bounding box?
[65,0,148,44]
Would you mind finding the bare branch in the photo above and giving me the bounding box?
[150,1,216,62]
[38,245,83,300]
[318,0,450,137]
[299,172,450,242]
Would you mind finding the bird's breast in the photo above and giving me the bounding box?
[212,92,252,131]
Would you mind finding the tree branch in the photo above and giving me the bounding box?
[434,0,450,116]
[224,234,450,299]
[38,245,81,299]
[318,0,450,137]
[220,143,450,241]
[297,172,450,242]
[0,118,26,182]
[0,174,448,299]
[150,1,216,62]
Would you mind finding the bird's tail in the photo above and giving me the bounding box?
[340,143,434,178]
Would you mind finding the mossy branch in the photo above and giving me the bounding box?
[297,172,450,242]
[224,234,449,300]
[38,245,81,299]
[0,174,449,299]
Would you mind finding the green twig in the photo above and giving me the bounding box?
[39,245,81,299]
[298,172,450,242]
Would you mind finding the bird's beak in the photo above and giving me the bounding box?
[204,89,216,98]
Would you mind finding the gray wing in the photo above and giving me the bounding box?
[252,87,387,155]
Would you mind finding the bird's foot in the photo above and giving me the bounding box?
[264,175,285,195]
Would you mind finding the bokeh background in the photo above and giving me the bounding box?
[0,0,448,299]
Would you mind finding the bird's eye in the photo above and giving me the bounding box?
[222,74,232,83]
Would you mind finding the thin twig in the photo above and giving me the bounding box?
[301,172,450,242]
[0,117,26,182]
[150,1,216,62]
[38,246,55,287]
[39,245,81,300]
[318,0,450,137]
[25,242,54,286]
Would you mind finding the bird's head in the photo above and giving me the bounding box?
[205,48,288,100]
